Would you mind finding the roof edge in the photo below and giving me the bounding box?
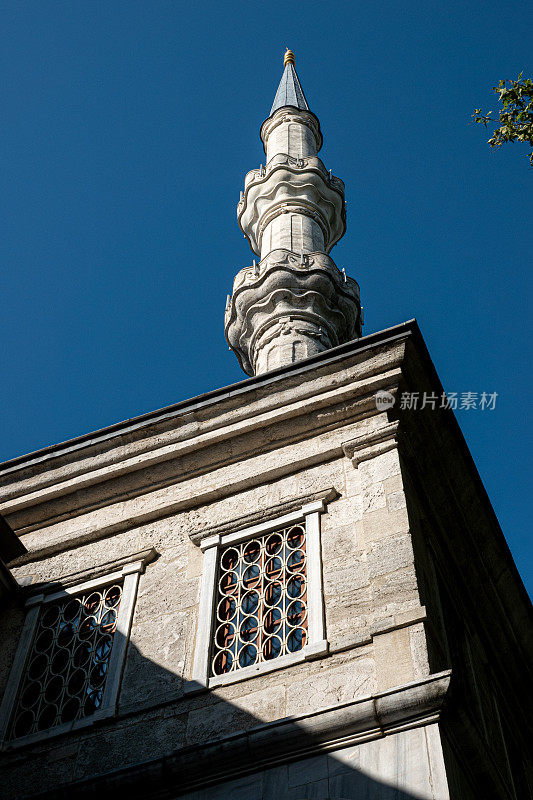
[0,321,418,476]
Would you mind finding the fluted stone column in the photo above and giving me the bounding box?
[225,51,361,375]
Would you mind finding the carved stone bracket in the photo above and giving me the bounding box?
[342,420,400,467]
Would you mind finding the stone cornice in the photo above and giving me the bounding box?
[8,370,403,561]
[0,329,417,551]
[2,364,402,531]
[27,671,452,799]
[0,324,414,484]
[229,250,358,295]
[243,154,344,194]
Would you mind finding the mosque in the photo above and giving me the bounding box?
[0,51,530,799]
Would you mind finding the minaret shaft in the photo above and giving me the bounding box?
[261,215,325,260]
[264,117,318,162]
[261,111,323,258]
[225,52,361,376]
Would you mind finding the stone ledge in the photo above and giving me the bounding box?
[28,671,451,800]
[370,605,427,637]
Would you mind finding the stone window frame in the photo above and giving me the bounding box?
[190,499,329,691]
[0,551,153,751]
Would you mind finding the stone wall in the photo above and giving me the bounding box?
[0,432,434,794]
[0,435,432,797]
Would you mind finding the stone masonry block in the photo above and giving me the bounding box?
[343,458,362,499]
[290,778,330,799]
[361,506,410,544]
[187,541,204,578]
[370,568,420,614]
[141,512,197,552]
[286,658,375,716]
[328,725,446,799]
[135,551,199,625]
[186,685,286,745]
[0,747,78,799]
[180,773,262,800]
[383,473,405,496]
[322,523,362,563]
[367,534,414,580]
[208,775,263,800]
[358,449,401,490]
[362,482,387,514]
[73,714,186,781]
[409,622,430,678]
[262,764,289,797]
[120,612,188,709]
[288,754,329,787]
[323,554,369,596]
[324,496,363,531]
[325,585,374,643]
[387,491,406,512]
[373,627,416,690]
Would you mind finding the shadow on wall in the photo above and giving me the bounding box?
[0,625,443,800]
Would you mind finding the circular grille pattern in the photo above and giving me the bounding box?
[9,584,122,740]
[211,525,307,677]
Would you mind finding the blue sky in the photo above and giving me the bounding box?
[0,1,531,593]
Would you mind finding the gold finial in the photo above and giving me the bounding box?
[284,48,295,67]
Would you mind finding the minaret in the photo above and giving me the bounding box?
[225,50,361,375]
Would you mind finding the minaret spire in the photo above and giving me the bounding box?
[270,49,309,115]
[225,52,361,375]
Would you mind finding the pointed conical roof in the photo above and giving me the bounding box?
[269,50,310,116]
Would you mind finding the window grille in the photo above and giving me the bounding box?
[8,582,123,740]
[211,523,308,676]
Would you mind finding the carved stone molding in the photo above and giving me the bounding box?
[225,249,361,375]
[189,487,338,547]
[230,250,354,291]
[243,154,344,194]
[342,420,400,467]
[238,165,346,255]
[17,548,158,595]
